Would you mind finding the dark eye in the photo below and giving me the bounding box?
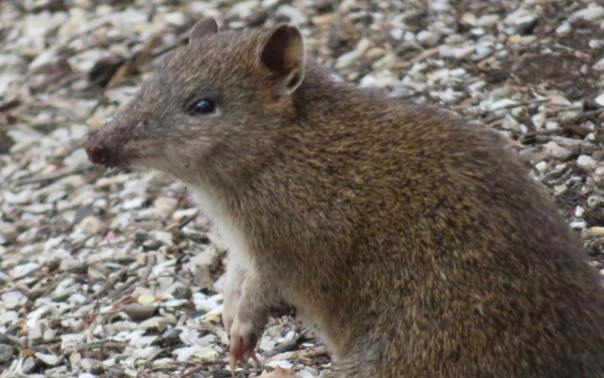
[190,99,215,114]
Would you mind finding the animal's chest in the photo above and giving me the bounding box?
[191,187,253,270]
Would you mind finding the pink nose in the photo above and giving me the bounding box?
[86,142,110,166]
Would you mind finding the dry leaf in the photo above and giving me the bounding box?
[21,349,35,358]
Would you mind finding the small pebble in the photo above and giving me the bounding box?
[137,294,156,306]
[151,231,173,246]
[45,366,68,377]
[477,14,500,26]
[174,286,192,300]
[577,155,596,169]
[515,19,538,35]
[60,334,86,350]
[153,197,178,214]
[0,222,19,242]
[60,259,86,273]
[275,5,307,25]
[0,344,13,363]
[535,161,547,172]
[22,357,37,374]
[43,329,56,341]
[80,358,93,371]
[587,196,603,208]
[461,13,478,26]
[123,303,157,322]
[545,121,559,130]
[123,197,145,210]
[142,239,162,250]
[475,46,492,57]
[590,227,604,235]
[556,22,572,34]
[73,206,96,224]
[35,352,60,366]
[417,30,439,46]
[589,39,604,49]
[390,28,403,40]
[172,208,198,220]
[507,35,536,44]
[573,4,604,21]
[1,291,27,310]
[79,216,102,235]
[134,230,149,244]
[335,50,362,69]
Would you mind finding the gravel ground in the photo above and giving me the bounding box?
[1,0,603,377]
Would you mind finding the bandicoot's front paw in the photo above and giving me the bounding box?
[223,287,239,335]
[229,314,263,375]
[222,265,246,335]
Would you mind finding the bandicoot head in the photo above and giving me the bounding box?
[85,18,305,183]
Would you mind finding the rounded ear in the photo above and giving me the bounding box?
[260,24,305,95]
[190,17,219,44]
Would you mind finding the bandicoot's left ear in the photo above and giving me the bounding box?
[260,24,305,95]
[190,17,219,44]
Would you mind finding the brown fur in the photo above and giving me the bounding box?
[86,21,604,378]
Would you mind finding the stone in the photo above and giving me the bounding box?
[0,344,13,363]
[417,30,439,46]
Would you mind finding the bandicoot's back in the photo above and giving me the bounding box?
[246,86,604,377]
[85,19,604,378]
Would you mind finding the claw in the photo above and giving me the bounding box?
[230,336,243,375]
[230,354,237,377]
[245,349,261,367]
[229,333,262,377]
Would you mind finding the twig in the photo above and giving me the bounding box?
[480,98,549,118]
[71,341,128,351]
[85,265,129,305]
[32,337,62,346]
[563,108,604,121]
[14,165,88,186]
[4,335,25,348]
[53,310,118,321]
[393,46,442,69]
[177,364,205,378]
[85,255,138,266]
[164,212,198,232]
[139,254,156,288]
[534,135,595,147]
[144,347,167,368]
[168,271,192,286]
[31,273,67,300]
[264,330,309,358]
[544,105,582,116]
[520,128,562,144]
[111,275,139,302]
[0,99,20,113]
[110,294,137,309]
[485,118,504,128]
[553,43,593,60]
[0,323,20,342]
